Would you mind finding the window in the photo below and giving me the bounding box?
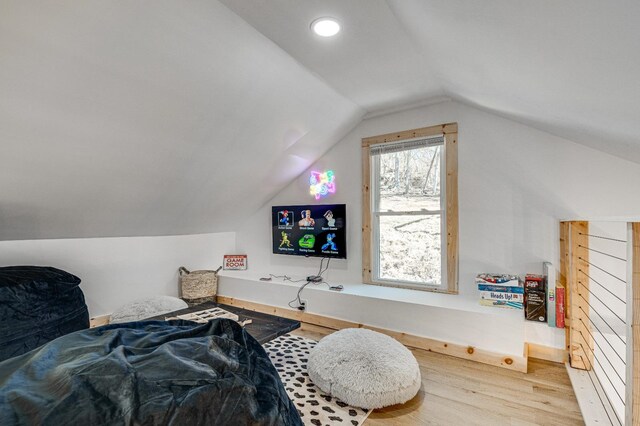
[362,123,458,293]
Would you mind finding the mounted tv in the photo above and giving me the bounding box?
[272,204,346,259]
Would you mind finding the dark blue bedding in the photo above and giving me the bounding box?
[0,319,302,426]
[0,266,89,362]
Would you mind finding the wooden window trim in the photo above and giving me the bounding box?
[361,122,459,294]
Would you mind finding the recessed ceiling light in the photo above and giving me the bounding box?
[311,17,341,37]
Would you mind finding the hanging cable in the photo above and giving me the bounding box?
[286,257,332,309]
[578,281,626,324]
[578,232,627,244]
[270,274,308,283]
[579,329,625,385]
[578,257,626,284]
[578,294,626,344]
[578,245,626,262]
[579,309,625,365]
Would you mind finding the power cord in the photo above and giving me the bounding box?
[269,274,307,283]
[284,257,332,310]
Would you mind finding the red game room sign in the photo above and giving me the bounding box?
[223,255,247,270]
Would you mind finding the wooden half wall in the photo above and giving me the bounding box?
[217,296,529,372]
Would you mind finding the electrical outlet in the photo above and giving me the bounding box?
[298,300,307,311]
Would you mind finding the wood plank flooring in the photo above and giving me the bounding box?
[293,324,584,426]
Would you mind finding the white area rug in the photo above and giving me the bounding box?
[264,334,371,426]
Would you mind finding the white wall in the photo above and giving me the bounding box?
[233,100,640,349]
[0,1,361,241]
[0,232,235,317]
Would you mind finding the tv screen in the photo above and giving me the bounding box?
[272,204,347,259]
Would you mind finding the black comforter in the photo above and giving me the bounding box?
[0,319,302,426]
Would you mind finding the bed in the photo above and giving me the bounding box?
[0,318,303,426]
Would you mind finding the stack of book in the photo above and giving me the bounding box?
[477,273,523,310]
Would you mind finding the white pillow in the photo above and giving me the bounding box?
[109,296,188,324]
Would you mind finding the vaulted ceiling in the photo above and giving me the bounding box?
[0,1,363,240]
[2,0,639,240]
[224,0,640,162]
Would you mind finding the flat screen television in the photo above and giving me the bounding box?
[272,204,347,259]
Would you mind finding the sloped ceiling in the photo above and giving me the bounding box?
[0,1,363,240]
[3,1,639,241]
[223,0,640,163]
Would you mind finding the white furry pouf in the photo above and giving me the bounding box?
[307,328,421,410]
[109,296,188,324]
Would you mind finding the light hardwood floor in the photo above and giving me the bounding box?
[293,324,584,426]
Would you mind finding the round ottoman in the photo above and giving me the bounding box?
[307,328,421,409]
[110,295,188,324]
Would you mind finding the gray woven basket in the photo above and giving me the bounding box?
[178,266,222,304]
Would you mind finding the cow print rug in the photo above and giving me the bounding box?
[263,334,371,426]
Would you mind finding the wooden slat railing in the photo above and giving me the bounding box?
[563,220,633,425]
